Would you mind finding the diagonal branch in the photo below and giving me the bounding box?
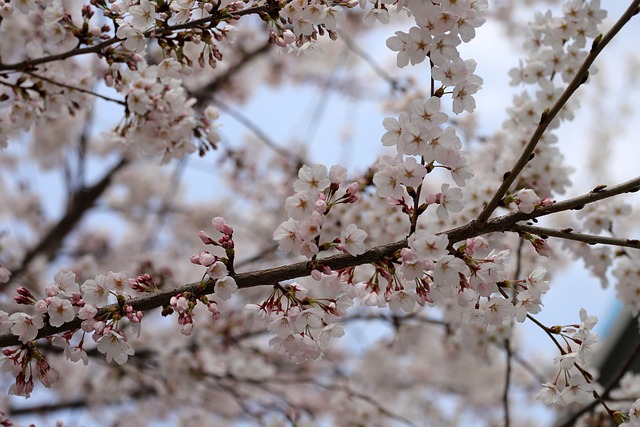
[211,96,306,165]
[474,0,640,226]
[191,41,272,107]
[3,158,128,289]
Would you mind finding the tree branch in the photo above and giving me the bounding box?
[3,174,640,347]
[474,0,640,226]
[191,41,272,106]
[24,71,126,105]
[3,158,128,289]
[211,96,306,165]
[0,6,270,72]
[509,223,640,250]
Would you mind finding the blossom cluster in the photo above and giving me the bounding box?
[385,0,486,113]
[377,235,552,329]
[536,308,600,407]
[0,0,233,158]
[105,63,222,163]
[273,164,366,258]
[500,0,607,198]
[248,282,349,363]
[0,270,141,396]
[278,0,349,45]
[372,2,485,225]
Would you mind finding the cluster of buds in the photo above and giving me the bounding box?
[128,273,160,293]
[167,292,221,336]
[196,216,235,273]
[2,344,58,398]
[176,217,238,335]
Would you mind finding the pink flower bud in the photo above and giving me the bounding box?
[212,217,227,233]
[311,270,322,281]
[282,29,295,45]
[400,247,416,262]
[198,231,215,245]
[200,252,216,266]
[181,321,195,335]
[93,321,106,334]
[35,300,49,314]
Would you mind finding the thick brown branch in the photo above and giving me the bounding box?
[475,0,640,226]
[2,175,640,347]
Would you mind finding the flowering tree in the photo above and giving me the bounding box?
[1,0,640,425]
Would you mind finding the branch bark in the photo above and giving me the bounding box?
[4,158,128,290]
[3,174,640,347]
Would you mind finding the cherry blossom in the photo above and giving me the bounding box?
[0,0,637,424]
[214,276,237,301]
[9,313,44,343]
[96,329,135,365]
[339,224,368,256]
[46,297,75,327]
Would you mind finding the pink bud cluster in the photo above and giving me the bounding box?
[181,217,237,335]
[168,292,221,335]
[1,345,58,398]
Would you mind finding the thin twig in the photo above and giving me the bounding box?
[509,223,640,250]
[337,30,407,93]
[24,71,126,105]
[211,96,305,165]
[3,158,128,290]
